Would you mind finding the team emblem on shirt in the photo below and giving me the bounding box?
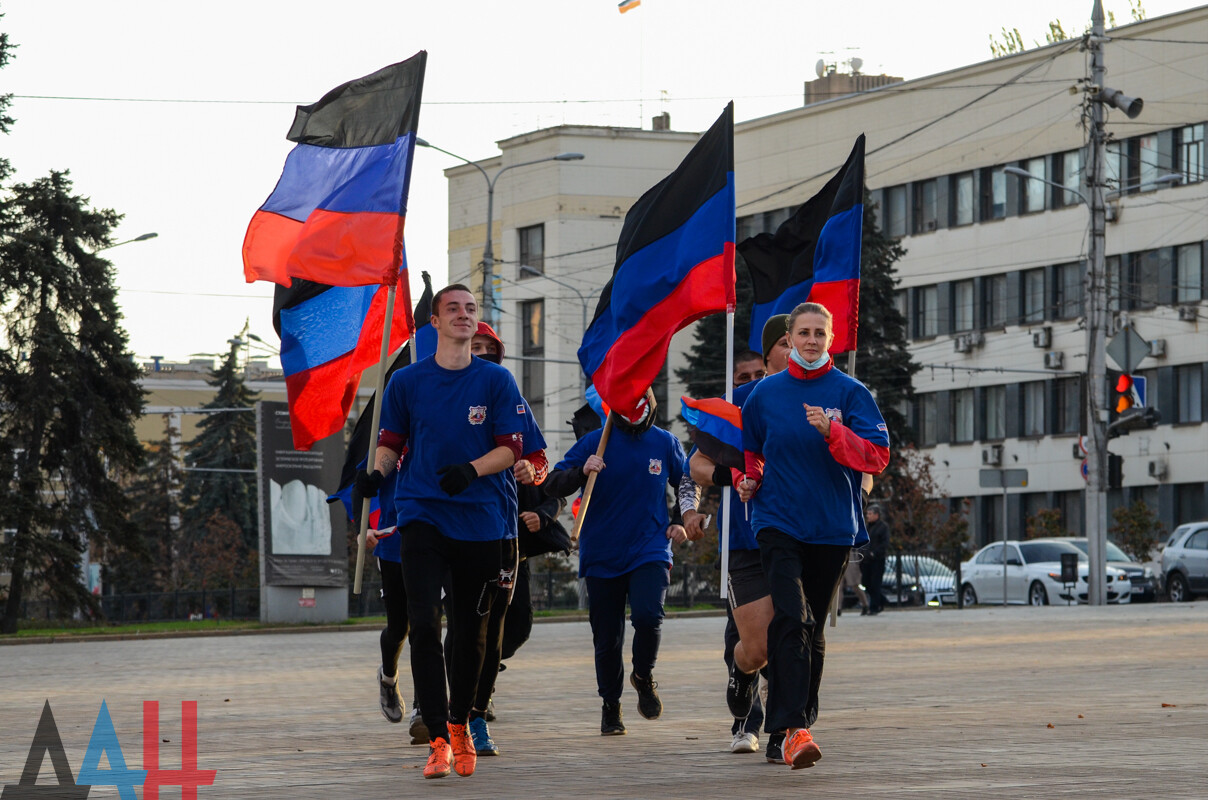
[516,404,526,415]
[648,459,663,475]
[468,405,487,425]
[824,408,843,424]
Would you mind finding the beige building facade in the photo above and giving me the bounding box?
[445,6,1208,542]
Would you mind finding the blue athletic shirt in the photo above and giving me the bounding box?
[379,355,527,542]
[741,368,888,547]
[556,425,686,579]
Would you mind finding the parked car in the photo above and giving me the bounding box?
[1160,521,1208,602]
[1041,537,1160,602]
[881,554,957,607]
[959,540,1131,606]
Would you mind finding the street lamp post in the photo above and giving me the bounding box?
[519,263,591,399]
[93,231,158,253]
[416,138,584,328]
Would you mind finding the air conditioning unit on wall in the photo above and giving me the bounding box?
[1148,460,1168,480]
[1044,351,1064,369]
[954,335,972,353]
[982,444,1003,466]
[1178,305,1198,322]
[1033,327,1052,348]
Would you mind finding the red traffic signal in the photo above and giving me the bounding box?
[1115,374,1138,414]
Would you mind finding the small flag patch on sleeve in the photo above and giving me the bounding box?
[517,404,526,414]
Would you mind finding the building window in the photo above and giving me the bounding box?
[951,389,974,443]
[1054,149,1083,208]
[984,385,1006,440]
[1176,365,1203,424]
[980,166,1006,221]
[1176,243,1203,304]
[1056,377,1081,435]
[1022,268,1045,323]
[894,290,908,322]
[913,285,938,338]
[518,224,545,277]
[520,299,545,424]
[1177,124,1204,185]
[1022,382,1045,437]
[883,185,908,237]
[918,394,938,446]
[951,172,974,226]
[953,280,974,332]
[1057,490,1084,536]
[1127,249,1163,310]
[1054,262,1084,319]
[1020,157,1047,214]
[1134,133,1163,190]
[982,274,1007,329]
[912,179,939,233]
[1106,254,1122,315]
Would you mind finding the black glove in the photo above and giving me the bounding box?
[437,462,478,496]
[355,469,386,499]
[712,464,733,487]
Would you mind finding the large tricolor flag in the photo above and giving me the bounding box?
[578,103,736,420]
[327,271,434,523]
[740,134,865,355]
[243,53,427,288]
[273,267,417,451]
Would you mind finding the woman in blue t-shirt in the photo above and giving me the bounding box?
[736,302,890,771]
[545,388,688,736]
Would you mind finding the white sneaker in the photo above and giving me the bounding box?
[730,731,759,754]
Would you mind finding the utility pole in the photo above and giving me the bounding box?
[1084,0,1110,605]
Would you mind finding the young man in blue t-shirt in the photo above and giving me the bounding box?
[356,285,527,781]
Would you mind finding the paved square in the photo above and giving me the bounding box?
[2,603,1205,798]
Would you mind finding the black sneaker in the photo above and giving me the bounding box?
[485,697,496,722]
[629,672,663,720]
[409,706,430,745]
[601,700,627,735]
[726,663,758,720]
[766,731,785,763]
[377,667,403,723]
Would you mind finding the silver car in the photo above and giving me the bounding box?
[960,540,1131,606]
[1160,522,1208,602]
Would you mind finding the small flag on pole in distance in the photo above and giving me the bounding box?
[578,102,736,421]
[243,53,427,288]
[740,134,865,355]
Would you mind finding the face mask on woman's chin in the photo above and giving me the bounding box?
[790,346,830,371]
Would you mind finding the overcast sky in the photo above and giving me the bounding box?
[2,0,1195,365]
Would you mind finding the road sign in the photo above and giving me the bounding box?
[1081,459,1089,481]
[1132,375,1147,407]
[978,468,1029,489]
[1106,325,1150,374]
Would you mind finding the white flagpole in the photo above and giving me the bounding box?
[353,283,398,595]
[830,348,860,626]
[720,306,735,600]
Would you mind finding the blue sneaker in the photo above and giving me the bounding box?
[469,716,499,756]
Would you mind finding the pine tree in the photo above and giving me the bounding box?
[117,415,185,592]
[0,171,146,632]
[181,338,259,553]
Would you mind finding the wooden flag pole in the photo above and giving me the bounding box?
[353,283,398,595]
[570,412,615,546]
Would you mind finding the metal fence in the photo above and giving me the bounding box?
[18,587,262,624]
[842,548,965,609]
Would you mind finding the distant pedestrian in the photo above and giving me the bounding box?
[863,505,890,615]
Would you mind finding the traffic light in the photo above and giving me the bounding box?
[1115,374,1140,413]
[1107,453,1123,489]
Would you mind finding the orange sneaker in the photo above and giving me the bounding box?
[423,737,452,779]
[447,722,477,777]
[783,728,822,770]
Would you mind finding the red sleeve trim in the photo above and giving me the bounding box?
[378,429,406,453]
[826,422,890,474]
[524,449,549,485]
[495,432,524,462]
[743,450,765,483]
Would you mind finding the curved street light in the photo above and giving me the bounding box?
[416,137,585,327]
[93,231,158,253]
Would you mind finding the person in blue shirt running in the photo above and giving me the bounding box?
[736,302,890,771]
[544,388,688,736]
[356,285,527,781]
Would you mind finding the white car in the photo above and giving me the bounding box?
[959,540,1132,606]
